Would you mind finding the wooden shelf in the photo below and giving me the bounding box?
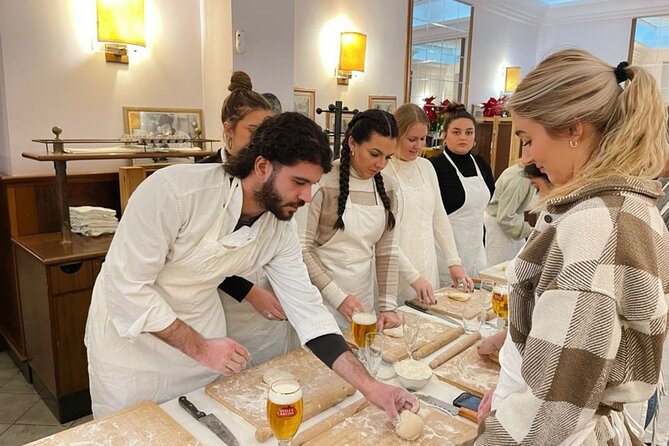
[22,150,216,162]
[12,232,113,265]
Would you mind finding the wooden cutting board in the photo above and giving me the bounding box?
[341,311,461,363]
[432,342,500,397]
[26,401,200,445]
[409,287,496,321]
[205,347,355,440]
[303,403,477,445]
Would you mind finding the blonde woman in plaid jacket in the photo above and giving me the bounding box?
[476,49,669,445]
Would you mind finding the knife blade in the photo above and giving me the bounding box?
[415,393,478,423]
[404,300,462,326]
[179,396,241,446]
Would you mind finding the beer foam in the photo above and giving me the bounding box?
[352,312,377,325]
[269,381,303,405]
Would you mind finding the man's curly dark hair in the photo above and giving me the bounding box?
[224,112,332,178]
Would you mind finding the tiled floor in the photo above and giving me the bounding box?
[0,351,92,445]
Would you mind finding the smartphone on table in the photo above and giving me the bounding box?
[453,391,482,412]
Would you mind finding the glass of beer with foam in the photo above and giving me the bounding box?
[267,379,303,444]
[351,308,378,349]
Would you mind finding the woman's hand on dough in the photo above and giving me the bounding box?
[378,310,401,329]
[410,276,435,305]
[476,329,506,357]
[449,265,474,292]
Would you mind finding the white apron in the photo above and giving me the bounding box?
[483,211,527,267]
[86,178,277,417]
[314,185,387,330]
[438,152,490,282]
[220,272,299,367]
[390,161,439,304]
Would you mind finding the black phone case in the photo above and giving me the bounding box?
[453,392,482,412]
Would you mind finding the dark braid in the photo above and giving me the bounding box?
[333,109,398,231]
[334,143,351,230]
[373,173,396,229]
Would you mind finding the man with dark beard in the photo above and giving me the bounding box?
[85,112,418,425]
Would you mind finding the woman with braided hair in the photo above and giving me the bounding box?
[300,109,402,330]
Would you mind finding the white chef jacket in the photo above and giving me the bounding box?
[85,164,340,416]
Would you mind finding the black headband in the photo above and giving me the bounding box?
[615,61,629,83]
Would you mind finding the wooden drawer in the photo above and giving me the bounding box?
[48,261,93,295]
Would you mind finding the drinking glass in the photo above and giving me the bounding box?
[364,331,384,378]
[479,280,495,311]
[461,301,486,333]
[267,379,303,445]
[401,313,420,360]
[492,283,509,321]
[351,308,377,349]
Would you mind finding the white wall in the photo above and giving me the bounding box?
[231,0,295,114]
[293,0,408,129]
[468,7,539,106]
[0,0,231,176]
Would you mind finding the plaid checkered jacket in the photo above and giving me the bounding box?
[477,177,669,445]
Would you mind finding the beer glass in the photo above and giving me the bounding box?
[492,284,509,321]
[479,279,495,311]
[351,308,377,349]
[267,379,303,445]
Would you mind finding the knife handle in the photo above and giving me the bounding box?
[458,406,479,423]
[405,300,427,313]
[178,396,206,420]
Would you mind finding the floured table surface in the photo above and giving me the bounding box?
[409,287,496,321]
[26,401,200,446]
[382,311,462,363]
[303,403,477,445]
[206,348,355,431]
[433,342,500,397]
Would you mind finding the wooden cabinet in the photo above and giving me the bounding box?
[13,232,112,423]
[473,117,521,179]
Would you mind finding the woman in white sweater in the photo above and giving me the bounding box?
[384,104,471,304]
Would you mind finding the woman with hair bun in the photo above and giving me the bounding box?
[384,103,472,305]
[475,49,669,445]
[205,71,291,366]
[429,103,494,281]
[199,71,273,163]
[300,109,401,329]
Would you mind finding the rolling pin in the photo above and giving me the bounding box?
[429,332,481,369]
[412,326,464,360]
[291,399,369,446]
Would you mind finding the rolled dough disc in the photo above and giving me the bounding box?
[396,410,423,441]
[383,326,404,338]
[262,369,296,385]
[448,291,471,302]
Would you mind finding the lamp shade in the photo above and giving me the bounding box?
[339,32,366,72]
[97,0,146,47]
[505,66,521,93]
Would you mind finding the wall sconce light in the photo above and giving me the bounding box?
[336,32,366,85]
[97,0,146,64]
[504,66,521,93]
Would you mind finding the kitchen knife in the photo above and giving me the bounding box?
[179,396,241,446]
[415,393,479,423]
[404,300,462,326]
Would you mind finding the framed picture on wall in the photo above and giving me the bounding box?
[293,88,316,120]
[368,95,397,113]
[123,106,203,138]
[470,104,484,118]
[325,112,354,132]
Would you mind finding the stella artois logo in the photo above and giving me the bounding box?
[277,405,297,417]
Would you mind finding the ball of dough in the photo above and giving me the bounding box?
[396,410,423,441]
[448,291,471,302]
[383,326,404,338]
[262,369,296,385]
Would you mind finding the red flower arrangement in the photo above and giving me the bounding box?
[481,96,508,117]
[422,97,451,132]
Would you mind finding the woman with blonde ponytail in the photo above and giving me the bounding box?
[384,104,472,305]
[476,49,669,446]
